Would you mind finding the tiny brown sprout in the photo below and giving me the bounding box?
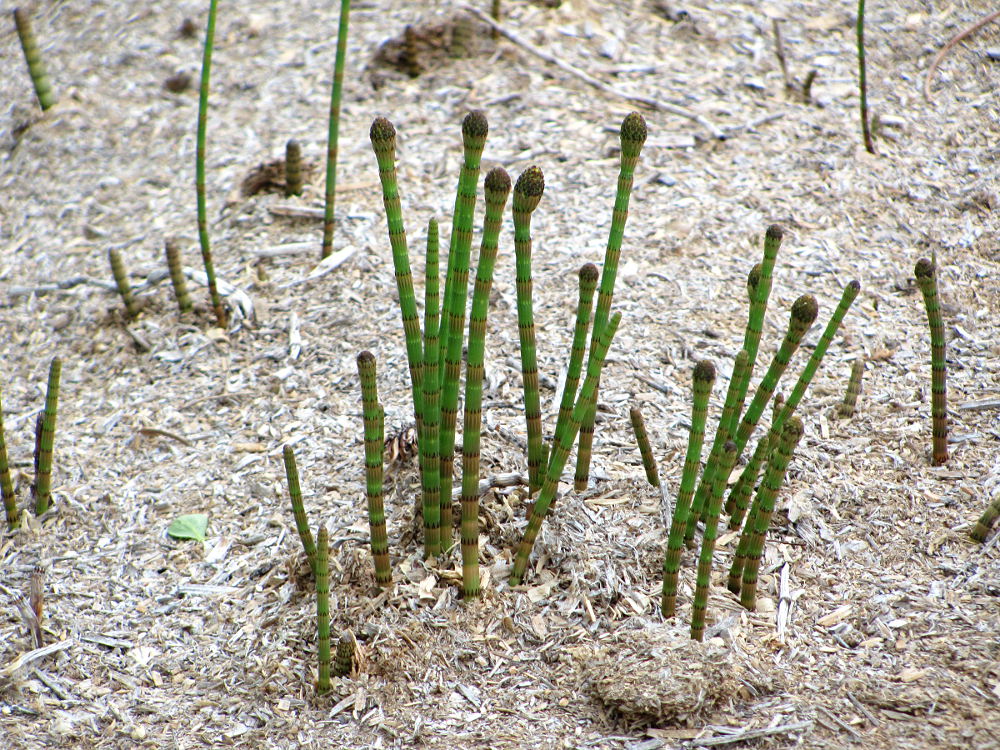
[914,257,935,280]
[179,18,198,38]
[357,350,376,368]
[462,110,489,140]
[747,262,762,295]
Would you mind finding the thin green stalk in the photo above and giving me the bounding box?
[285,139,303,197]
[283,445,317,576]
[357,352,391,583]
[511,166,546,496]
[1,388,17,530]
[738,418,805,610]
[33,357,60,515]
[460,168,511,598]
[108,249,139,318]
[420,219,442,559]
[971,495,1000,543]
[439,112,490,540]
[629,406,659,487]
[316,525,331,695]
[13,8,55,111]
[510,313,622,587]
[575,112,647,491]
[856,0,876,154]
[838,357,865,418]
[915,258,948,466]
[321,0,352,259]
[690,440,738,642]
[727,393,783,532]
[661,360,715,618]
[165,239,193,313]
[334,631,354,677]
[195,0,226,328]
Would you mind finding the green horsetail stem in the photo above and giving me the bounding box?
[321,0,352,259]
[661,360,715,618]
[357,352,391,582]
[971,495,1000,543]
[283,445,317,576]
[726,401,778,531]
[108,249,139,318]
[460,168,511,598]
[736,417,804,609]
[511,166,546,495]
[285,139,303,197]
[856,0,876,154]
[838,357,865,418]
[629,407,659,487]
[576,112,647,492]
[13,8,55,111]
[33,358,60,515]
[439,112,490,537]
[315,525,331,694]
[727,281,859,523]
[165,239,193,313]
[684,350,749,546]
[510,313,622,587]
[690,440,738,642]
[419,219,443,559]
[915,258,948,466]
[549,263,599,477]
[1,389,17,530]
[333,631,354,677]
[195,0,226,328]
[370,118,424,437]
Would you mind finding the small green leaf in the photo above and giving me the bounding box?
[167,513,209,542]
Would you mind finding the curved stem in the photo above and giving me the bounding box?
[321,0,352,258]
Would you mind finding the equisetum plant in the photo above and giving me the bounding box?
[629,406,659,488]
[285,139,303,197]
[971,495,1000,543]
[33,357,61,515]
[333,632,354,678]
[282,445,317,576]
[356,352,391,586]
[108,249,139,318]
[164,239,193,313]
[315,525,331,695]
[1,387,17,530]
[321,0,352,259]
[13,7,55,111]
[914,257,948,466]
[856,0,876,154]
[838,357,864,418]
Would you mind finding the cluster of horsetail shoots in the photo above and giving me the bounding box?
[459,167,511,598]
[662,360,715,618]
[285,139,303,197]
[971,495,1000,543]
[914,258,948,466]
[334,632,354,677]
[165,239,193,312]
[33,358,61,515]
[282,445,317,576]
[195,0,226,328]
[629,407,659,487]
[575,112,647,491]
[321,0,352,259]
[13,8,55,111]
[315,525,331,695]
[1,389,17,530]
[357,352,391,585]
[838,357,864,418]
[108,249,139,318]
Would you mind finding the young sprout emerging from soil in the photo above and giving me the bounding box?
[970,495,1000,544]
[195,0,227,327]
[13,8,55,111]
[315,525,331,695]
[357,352,391,585]
[321,0,352,259]
[282,445,317,576]
[420,219,443,559]
[690,440,738,642]
[164,239,193,313]
[285,139,303,198]
[629,406,659,488]
[914,258,948,466]
[662,359,715,618]
[33,357,61,515]
[510,313,622,587]
[1,388,17,530]
[333,631,354,677]
[856,0,876,154]
[108,249,139,318]
[732,417,804,609]
[460,167,511,598]
[838,357,865,418]
[576,112,647,491]
[511,166,545,496]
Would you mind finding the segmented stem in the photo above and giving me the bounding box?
[510,313,622,587]
[285,139,303,197]
[165,239,193,312]
[629,406,659,487]
[315,526,331,694]
[1,388,17,530]
[420,220,442,559]
[13,8,55,111]
[357,352,391,583]
[108,248,139,318]
[511,166,546,495]
[661,360,715,618]
[34,357,60,515]
[971,495,1000,543]
[283,445,317,576]
[690,440,738,641]
[838,357,865,418]
[856,0,876,154]
[727,394,783,530]
[333,631,354,677]
[575,113,647,491]
[321,0,352,258]
[915,258,948,466]
[460,168,511,598]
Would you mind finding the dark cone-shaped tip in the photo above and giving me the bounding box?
[790,294,819,328]
[357,350,376,367]
[723,439,737,454]
[286,138,300,151]
[747,262,762,294]
[782,415,805,442]
[370,117,396,145]
[579,262,599,283]
[514,166,545,198]
[484,166,511,195]
[766,224,784,244]
[693,359,716,384]
[462,110,489,140]
[846,279,861,295]
[914,258,935,280]
[620,112,648,146]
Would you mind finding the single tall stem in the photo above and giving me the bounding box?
[283,445,317,576]
[629,406,659,487]
[838,357,865,418]
[0,388,17,530]
[420,219,442,559]
[856,0,876,154]
[13,8,55,111]
[357,352,391,583]
[915,258,948,465]
[321,0,352,258]
[165,239,193,313]
[34,358,61,515]
[108,249,139,318]
[315,526,331,694]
